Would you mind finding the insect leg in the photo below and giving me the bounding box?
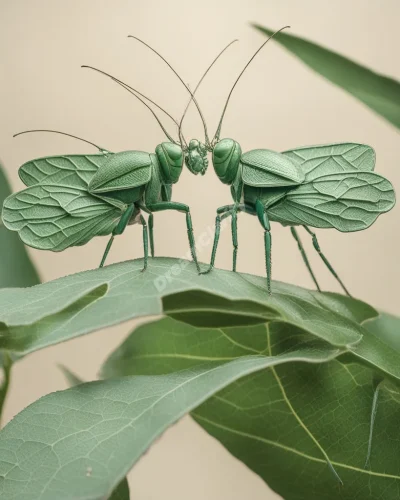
[232,209,238,272]
[147,202,201,272]
[201,204,246,274]
[255,199,272,294]
[201,207,235,274]
[99,235,115,268]
[303,226,351,296]
[148,214,154,257]
[138,204,155,257]
[290,227,321,292]
[139,214,149,272]
[99,204,137,268]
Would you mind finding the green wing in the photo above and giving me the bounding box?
[282,143,375,180]
[89,151,152,193]
[2,184,122,251]
[268,171,395,232]
[241,149,305,187]
[19,153,112,188]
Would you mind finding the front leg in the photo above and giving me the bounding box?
[147,201,200,272]
[201,203,246,274]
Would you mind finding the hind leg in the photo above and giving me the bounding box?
[303,226,351,296]
[99,204,138,268]
[290,226,321,292]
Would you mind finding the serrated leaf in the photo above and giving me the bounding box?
[0,258,376,355]
[0,161,40,287]
[253,25,400,129]
[0,350,342,500]
[101,314,400,499]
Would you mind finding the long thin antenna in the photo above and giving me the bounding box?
[82,65,178,144]
[128,35,210,146]
[13,129,106,151]
[178,39,238,149]
[213,26,290,144]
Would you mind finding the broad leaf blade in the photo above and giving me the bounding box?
[0,351,341,500]
[0,258,376,355]
[102,318,326,377]
[193,360,400,500]
[0,161,40,287]
[349,312,400,381]
[253,25,400,129]
[102,314,400,500]
[58,367,130,499]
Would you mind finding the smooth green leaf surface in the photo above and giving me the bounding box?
[58,367,130,500]
[253,25,400,129]
[0,162,40,287]
[349,312,400,382]
[0,350,342,500]
[102,314,400,499]
[0,258,376,355]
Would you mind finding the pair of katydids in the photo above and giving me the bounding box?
[2,28,396,295]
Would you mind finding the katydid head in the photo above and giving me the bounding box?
[185,139,209,175]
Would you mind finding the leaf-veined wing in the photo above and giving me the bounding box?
[19,153,112,188]
[241,149,305,187]
[268,171,395,232]
[2,184,123,251]
[89,151,152,193]
[282,143,375,181]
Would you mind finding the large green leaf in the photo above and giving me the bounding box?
[0,162,40,424]
[0,346,342,500]
[0,162,40,287]
[253,25,400,130]
[58,366,130,500]
[102,314,400,499]
[349,312,400,381]
[0,258,376,355]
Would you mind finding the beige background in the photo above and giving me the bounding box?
[1,1,400,498]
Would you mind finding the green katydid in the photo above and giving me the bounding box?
[2,38,236,271]
[182,27,396,295]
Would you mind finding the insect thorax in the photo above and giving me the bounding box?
[212,138,241,185]
[155,142,183,184]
